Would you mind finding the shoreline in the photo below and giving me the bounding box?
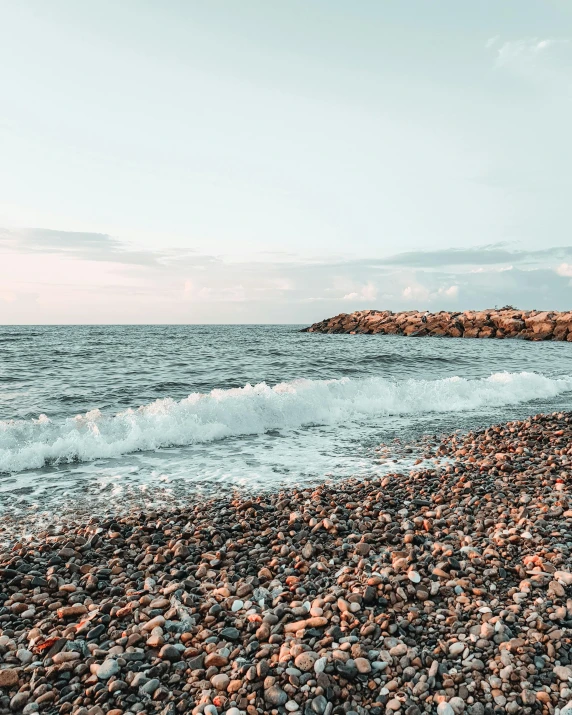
[1,412,572,715]
[302,309,572,341]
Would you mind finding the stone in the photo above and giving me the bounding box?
[15,649,33,665]
[449,698,466,714]
[311,695,328,714]
[554,665,572,681]
[354,657,371,674]
[265,686,288,707]
[96,659,119,680]
[140,678,161,695]
[294,651,318,672]
[0,669,19,688]
[10,692,29,711]
[314,656,328,674]
[158,644,181,661]
[57,604,88,619]
[204,653,229,668]
[220,627,240,641]
[211,673,230,691]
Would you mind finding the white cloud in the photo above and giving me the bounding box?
[403,283,459,301]
[402,284,430,301]
[469,265,513,274]
[182,280,212,301]
[485,36,499,50]
[343,282,377,301]
[493,37,562,68]
[2,225,572,322]
[438,285,459,298]
[488,36,571,86]
[556,263,572,277]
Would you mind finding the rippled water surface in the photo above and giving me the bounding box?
[1,325,571,518]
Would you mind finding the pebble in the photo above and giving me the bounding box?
[294,651,318,671]
[0,669,19,687]
[96,658,119,680]
[354,657,371,674]
[265,685,288,706]
[211,673,230,691]
[1,410,572,714]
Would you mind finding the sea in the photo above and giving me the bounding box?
[1,325,572,527]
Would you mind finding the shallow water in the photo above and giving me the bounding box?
[1,325,571,518]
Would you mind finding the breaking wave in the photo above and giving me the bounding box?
[0,371,571,473]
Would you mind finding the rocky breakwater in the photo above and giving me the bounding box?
[2,412,572,715]
[302,308,572,340]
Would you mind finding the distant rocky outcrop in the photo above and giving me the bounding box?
[302,308,572,340]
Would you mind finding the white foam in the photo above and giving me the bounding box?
[0,371,570,473]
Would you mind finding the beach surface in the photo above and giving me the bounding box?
[2,411,572,715]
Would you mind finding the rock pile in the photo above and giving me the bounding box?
[2,412,572,715]
[302,309,572,340]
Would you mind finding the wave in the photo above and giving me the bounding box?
[0,371,571,473]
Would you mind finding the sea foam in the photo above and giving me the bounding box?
[0,371,570,473]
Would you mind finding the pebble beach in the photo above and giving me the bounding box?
[2,412,572,715]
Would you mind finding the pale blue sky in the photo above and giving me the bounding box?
[0,0,571,322]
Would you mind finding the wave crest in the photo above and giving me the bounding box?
[0,371,570,473]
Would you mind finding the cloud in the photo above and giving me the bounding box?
[343,282,377,301]
[402,284,430,301]
[494,38,559,68]
[556,263,572,277]
[0,227,162,266]
[381,245,572,269]
[470,265,514,274]
[402,283,458,301]
[2,225,572,322]
[438,285,459,298]
[487,36,571,85]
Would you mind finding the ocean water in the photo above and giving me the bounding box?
[1,325,572,521]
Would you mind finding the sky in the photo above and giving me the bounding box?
[0,0,571,324]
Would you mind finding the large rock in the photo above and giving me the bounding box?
[302,308,572,340]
